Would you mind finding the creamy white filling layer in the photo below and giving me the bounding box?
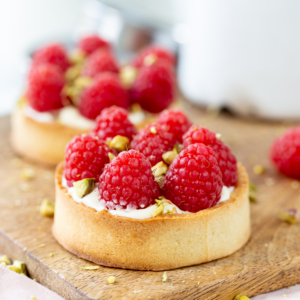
[62,177,234,220]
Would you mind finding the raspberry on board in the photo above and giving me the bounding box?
[156,109,192,143]
[99,150,159,210]
[131,45,176,68]
[82,49,119,78]
[270,126,300,180]
[64,134,116,187]
[77,35,110,56]
[79,73,130,120]
[27,64,65,112]
[131,123,175,166]
[130,60,176,113]
[92,106,137,142]
[183,126,237,187]
[32,43,70,72]
[163,143,223,213]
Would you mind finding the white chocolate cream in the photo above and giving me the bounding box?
[62,177,234,220]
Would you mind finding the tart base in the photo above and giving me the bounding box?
[52,162,250,271]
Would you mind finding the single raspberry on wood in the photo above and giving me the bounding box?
[163,143,223,212]
[27,64,65,112]
[270,126,300,179]
[183,126,237,187]
[130,124,175,166]
[32,43,70,72]
[79,73,130,120]
[99,150,159,210]
[92,106,137,142]
[82,49,119,78]
[77,35,110,56]
[156,109,192,143]
[64,134,116,187]
[130,60,176,113]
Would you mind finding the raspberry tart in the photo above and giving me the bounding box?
[52,109,250,271]
[11,36,177,166]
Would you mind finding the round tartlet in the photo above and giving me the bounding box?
[52,162,250,271]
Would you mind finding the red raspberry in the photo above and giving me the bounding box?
[99,150,159,210]
[79,73,130,120]
[82,49,119,78]
[64,134,116,187]
[130,124,174,166]
[77,35,110,56]
[92,106,137,142]
[270,126,300,179]
[27,64,65,112]
[156,109,192,143]
[183,126,237,187]
[130,60,176,113]
[163,143,223,213]
[131,45,176,68]
[32,43,69,72]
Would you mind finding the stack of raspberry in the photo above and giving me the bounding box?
[26,35,176,121]
[64,107,238,213]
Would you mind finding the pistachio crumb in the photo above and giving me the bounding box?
[107,276,116,284]
[0,255,11,264]
[49,252,54,257]
[39,244,45,248]
[279,209,299,224]
[39,199,55,217]
[120,65,137,89]
[7,265,21,274]
[83,266,100,270]
[20,168,35,180]
[153,202,164,217]
[108,153,116,162]
[162,271,167,282]
[150,126,157,134]
[30,296,37,300]
[73,178,95,198]
[234,295,251,300]
[13,260,27,275]
[152,161,168,177]
[108,135,130,152]
[162,150,178,165]
[253,164,265,175]
[33,278,37,282]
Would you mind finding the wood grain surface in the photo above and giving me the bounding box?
[0,101,300,300]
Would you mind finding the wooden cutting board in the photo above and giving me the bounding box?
[1,102,300,300]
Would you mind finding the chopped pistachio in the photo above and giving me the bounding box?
[150,126,157,134]
[20,168,35,180]
[73,178,95,198]
[249,182,256,192]
[154,175,165,188]
[39,199,55,217]
[152,161,168,177]
[173,142,183,154]
[153,202,164,217]
[162,150,178,165]
[13,260,27,275]
[279,209,299,224]
[65,64,82,82]
[144,54,157,66]
[39,244,45,248]
[7,265,21,274]
[108,135,130,152]
[69,49,86,65]
[30,296,37,300]
[108,152,116,162]
[234,295,250,300]
[253,164,265,175]
[155,199,163,206]
[162,271,168,282]
[107,276,116,284]
[120,65,137,89]
[49,252,54,257]
[0,255,11,265]
[83,266,100,270]
[74,76,92,89]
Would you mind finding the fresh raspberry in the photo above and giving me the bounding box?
[156,109,192,143]
[92,106,137,142]
[82,49,119,78]
[130,124,174,166]
[130,61,176,113]
[32,43,69,72]
[270,126,300,179]
[27,64,65,112]
[99,150,159,210]
[79,73,130,120]
[163,143,223,212]
[183,126,237,187]
[131,45,176,68]
[77,35,110,56]
[64,134,116,187]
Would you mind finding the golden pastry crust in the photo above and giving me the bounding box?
[52,162,250,271]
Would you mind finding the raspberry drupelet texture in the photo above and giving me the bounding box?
[183,126,237,187]
[32,43,70,72]
[163,143,223,213]
[131,45,176,68]
[82,49,119,78]
[27,64,65,112]
[77,35,110,56]
[92,106,137,142]
[64,134,116,187]
[79,73,130,120]
[156,109,192,143]
[270,126,300,179]
[131,61,176,113]
[99,150,159,210]
[131,124,175,166]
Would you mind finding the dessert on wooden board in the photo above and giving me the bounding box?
[52,108,250,271]
[10,35,176,166]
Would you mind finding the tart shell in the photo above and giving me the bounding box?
[52,162,250,271]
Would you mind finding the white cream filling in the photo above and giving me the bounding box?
[62,177,234,220]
